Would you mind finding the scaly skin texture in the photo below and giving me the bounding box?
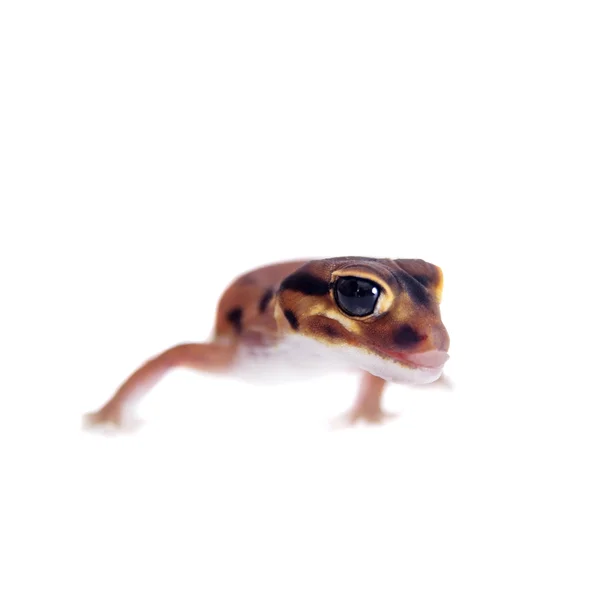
[84,257,450,428]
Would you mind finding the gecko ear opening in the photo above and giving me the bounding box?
[393,259,444,303]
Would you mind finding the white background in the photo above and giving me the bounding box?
[1,1,599,598]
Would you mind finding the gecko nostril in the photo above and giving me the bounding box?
[393,325,426,348]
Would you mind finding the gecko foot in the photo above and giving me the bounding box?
[331,407,398,428]
[83,405,141,432]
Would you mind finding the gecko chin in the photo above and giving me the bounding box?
[234,334,447,386]
[356,347,447,385]
[295,335,448,385]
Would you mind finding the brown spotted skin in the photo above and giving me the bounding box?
[84,257,449,428]
[214,260,307,343]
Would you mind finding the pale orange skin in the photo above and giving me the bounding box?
[85,257,449,428]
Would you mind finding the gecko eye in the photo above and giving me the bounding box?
[334,277,381,317]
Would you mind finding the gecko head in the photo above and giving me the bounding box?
[274,257,450,384]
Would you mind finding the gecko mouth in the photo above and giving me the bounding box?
[375,348,449,370]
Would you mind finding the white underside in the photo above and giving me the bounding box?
[231,333,444,385]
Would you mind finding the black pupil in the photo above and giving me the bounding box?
[334,277,380,317]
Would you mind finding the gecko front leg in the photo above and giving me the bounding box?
[84,342,237,428]
[338,371,395,425]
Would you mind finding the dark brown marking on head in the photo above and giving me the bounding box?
[284,309,299,330]
[279,272,330,296]
[323,324,340,338]
[393,324,426,348]
[303,315,347,342]
[399,273,430,307]
[393,259,443,302]
[413,274,430,287]
[258,288,274,314]
[226,307,243,334]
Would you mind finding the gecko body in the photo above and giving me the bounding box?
[85,257,450,426]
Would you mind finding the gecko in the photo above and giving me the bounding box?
[84,257,450,427]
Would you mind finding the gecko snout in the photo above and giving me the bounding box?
[393,322,449,353]
[430,322,450,352]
